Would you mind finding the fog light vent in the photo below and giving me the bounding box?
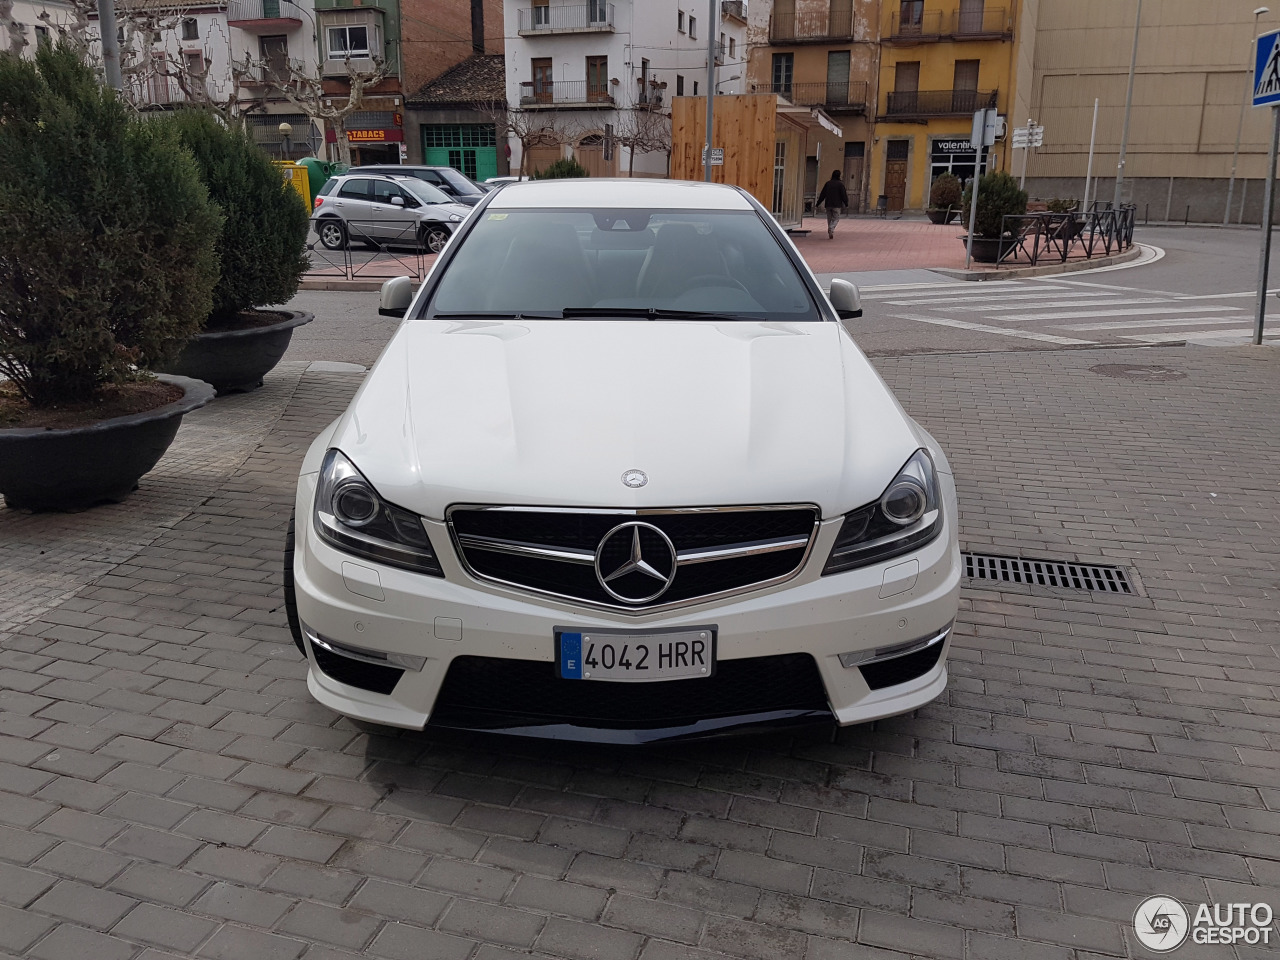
[962,552,1132,594]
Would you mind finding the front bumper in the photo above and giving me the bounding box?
[292,472,961,740]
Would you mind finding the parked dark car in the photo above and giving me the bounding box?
[355,165,490,206]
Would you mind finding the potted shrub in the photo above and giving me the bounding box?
[0,46,220,511]
[532,157,590,179]
[959,170,1029,262]
[155,110,313,394]
[926,172,962,224]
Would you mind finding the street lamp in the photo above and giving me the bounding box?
[716,74,741,92]
[1226,6,1270,224]
[278,121,293,161]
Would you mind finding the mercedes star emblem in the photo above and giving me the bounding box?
[621,469,648,488]
[594,521,677,604]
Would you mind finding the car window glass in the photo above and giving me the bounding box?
[337,178,370,200]
[317,178,338,197]
[428,208,820,320]
[399,178,453,205]
[371,180,404,205]
[436,168,482,194]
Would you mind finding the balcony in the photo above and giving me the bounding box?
[882,88,996,118]
[519,80,614,108]
[768,8,855,42]
[517,4,614,35]
[715,40,725,63]
[774,80,868,114]
[239,58,306,87]
[888,6,1012,42]
[227,0,304,33]
[721,0,746,23]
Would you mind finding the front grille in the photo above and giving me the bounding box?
[429,653,831,730]
[449,507,818,611]
[860,641,944,690]
[310,641,404,694]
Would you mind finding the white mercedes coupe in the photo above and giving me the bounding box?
[285,178,960,742]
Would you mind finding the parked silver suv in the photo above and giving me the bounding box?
[311,174,471,253]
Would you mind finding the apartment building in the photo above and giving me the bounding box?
[745,0,879,212]
[502,0,748,177]
[870,0,1020,212]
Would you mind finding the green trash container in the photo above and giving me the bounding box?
[296,158,344,206]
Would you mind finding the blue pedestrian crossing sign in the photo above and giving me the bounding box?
[1254,29,1280,106]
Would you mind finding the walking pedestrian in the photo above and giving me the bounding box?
[816,170,849,239]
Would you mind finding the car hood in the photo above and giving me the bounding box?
[330,320,924,519]
[421,202,472,220]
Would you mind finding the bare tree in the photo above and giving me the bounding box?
[479,97,584,179]
[612,102,671,178]
[1,0,27,56]
[262,56,393,166]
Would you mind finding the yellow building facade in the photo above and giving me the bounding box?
[869,0,1022,212]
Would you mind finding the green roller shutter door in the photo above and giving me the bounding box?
[422,124,498,181]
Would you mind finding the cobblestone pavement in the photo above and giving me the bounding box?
[1,344,1278,960]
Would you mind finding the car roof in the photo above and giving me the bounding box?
[486,178,755,210]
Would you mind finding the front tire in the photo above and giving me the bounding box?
[283,511,305,656]
[422,225,450,255]
[317,219,347,251]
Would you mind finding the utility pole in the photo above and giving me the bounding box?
[97,0,122,90]
[703,0,717,181]
[1113,0,1143,209]
[1084,98,1099,210]
[1228,7,1271,225]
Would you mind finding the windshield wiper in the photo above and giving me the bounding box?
[431,311,563,320]
[558,307,764,321]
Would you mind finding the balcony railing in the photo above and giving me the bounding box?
[227,0,304,28]
[774,80,869,113]
[883,88,996,117]
[888,6,1012,41]
[519,80,614,107]
[768,8,855,42]
[715,40,725,63]
[517,4,615,33]
[240,58,306,85]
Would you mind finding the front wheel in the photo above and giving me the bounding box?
[421,225,450,255]
[317,219,347,251]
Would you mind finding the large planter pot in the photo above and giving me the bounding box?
[157,310,313,395]
[960,236,1008,263]
[926,207,957,225]
[0,374,215,511]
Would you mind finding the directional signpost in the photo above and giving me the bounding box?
[1253,29,1280,345]
[1012,119,1045,189]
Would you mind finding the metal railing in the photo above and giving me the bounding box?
[883,88,996,117]
[715,40,726,63]
[517,3,614,32]
[768,8,855,41]
[954,6,1012,36]
[989,205,1137,266]
[519,80,614,107]
[227,0,304,21]
[306,220,438,282]
[777,80,869,112]
[240,58,306,84]
[889,6,1011,39]
[889,9,943,38]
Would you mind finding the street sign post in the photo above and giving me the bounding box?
[1253,29,1280,345]
[965,107,998,270]
[1012,119,1044,188]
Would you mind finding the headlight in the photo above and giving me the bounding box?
[447,213,463,222]
[313,449,443,576]
[823,449,942,575]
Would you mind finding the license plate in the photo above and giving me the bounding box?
[556,628,716,682]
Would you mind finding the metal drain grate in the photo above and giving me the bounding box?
[962,552,1133,594]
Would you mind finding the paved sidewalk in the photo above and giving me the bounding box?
[1,345,1279,960]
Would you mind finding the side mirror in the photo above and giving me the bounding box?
[829,278,862,320]
[389,195,405,207]
[378,276,415,318]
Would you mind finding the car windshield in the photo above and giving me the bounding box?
[426,208,822,321]
[434,168,485,195]
[397,178,453,205]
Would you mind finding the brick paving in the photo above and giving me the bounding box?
[1,344,1279,959]
[789,217,969,275]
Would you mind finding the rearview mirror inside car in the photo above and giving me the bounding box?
[829,278,862,320]
[379,276,416,318]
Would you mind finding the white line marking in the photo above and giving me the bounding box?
[1123,329,1254,343]
[1060,317,1251,331]
[982,298,1176,313]
[860,281,1009,294]
[991,305,1244,322]
[894,314,1096,345]
[1024,243,1165,279]
[881,290,1110,306]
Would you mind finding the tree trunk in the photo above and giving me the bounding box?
[332,119,353,166]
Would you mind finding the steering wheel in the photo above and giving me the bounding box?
[683,274,750,294]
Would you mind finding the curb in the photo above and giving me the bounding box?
[298,277,399,292]
[931,243,1142,281]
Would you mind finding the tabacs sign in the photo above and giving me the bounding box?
[1254,29,1280,107]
